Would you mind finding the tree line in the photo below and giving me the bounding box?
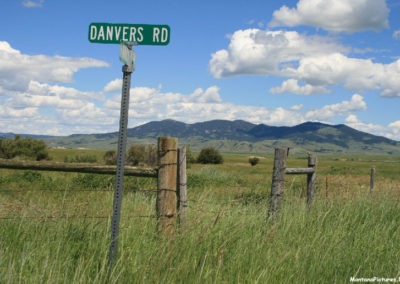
[0,136,228,166]
[104,145,224,166]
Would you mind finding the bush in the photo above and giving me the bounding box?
[144,145,157,166]
[103,150,117,165]
[126,144,157,166]
[185,145,196,166]
[0,136,49,161]
[197,147,223,164]
[248,156,260,166]
[127,145,145,166]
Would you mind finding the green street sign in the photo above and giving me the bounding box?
[89,23,170,45]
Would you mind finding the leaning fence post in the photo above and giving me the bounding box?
[177,146,187,228]
[157,137,178,238]
[370,166,375,193]
[307,155,317,206]
[268,148,288,220]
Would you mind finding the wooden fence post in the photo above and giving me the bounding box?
[370,166,375,193]
[268,148,288,219]
[157,137,178,237]
[177,146,187,228]
[306,155,317,206]
[325,176,329,200]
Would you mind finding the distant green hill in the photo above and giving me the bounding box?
[37,119,400,154]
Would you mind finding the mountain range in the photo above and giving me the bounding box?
[33,119,400,154]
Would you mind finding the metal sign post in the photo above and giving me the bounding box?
[88,21,170,268]
[109,44,134,266]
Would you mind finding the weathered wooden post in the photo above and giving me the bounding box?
[370,166,375,193]
[268,148,288,219]
[306,155,317,206]
[325,176,329,200]
[157,137,178,237]
[177,146,187,228]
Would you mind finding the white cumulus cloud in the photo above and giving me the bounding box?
[210,30,400,97]
[305,94,367,120]
[345,115,400,141]
[270,79,330,95]
[393,30,400,40]
[0,41,112,135]
[11,81,99,110]
[287,53,400,97]
[269,0,389,33]
[22,0,44,8]
[0,41,109,92]
[209,29,346,78]
[103,79,123,93]
[102,84,305,127]
[0,75,397,140]
[387,121,400,140]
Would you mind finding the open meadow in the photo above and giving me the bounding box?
[1,149,400,283]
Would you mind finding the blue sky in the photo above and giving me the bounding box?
[0,0,399,140]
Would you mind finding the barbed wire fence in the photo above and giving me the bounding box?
[0,145,395,224]
[0,141,167,225]
[0,185,160,221]
[0,137,191,239]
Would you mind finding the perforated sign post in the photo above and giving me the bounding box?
[88,22,170,267]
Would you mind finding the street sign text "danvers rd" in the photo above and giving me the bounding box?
[89,23,170,45]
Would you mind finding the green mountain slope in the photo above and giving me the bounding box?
[41,119,400,154]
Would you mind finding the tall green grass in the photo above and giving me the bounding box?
[2,190,400,283]
[1,153,399,283]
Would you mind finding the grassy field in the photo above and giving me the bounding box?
[1,150,400,283]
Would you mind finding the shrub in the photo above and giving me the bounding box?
[126,144,157,166]
[0,136,49,161]
[127,145,145,166]
[144,145,157,166]
[103,150,117,165]
[185,145,196,166]
[248,156,260,166]
[197,147,223,164]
